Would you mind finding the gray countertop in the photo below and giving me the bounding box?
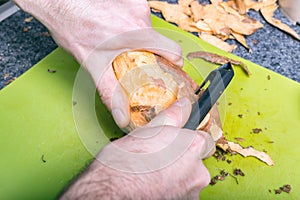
[0,3,300,90]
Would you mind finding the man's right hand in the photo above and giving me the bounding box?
[60,98,215,199]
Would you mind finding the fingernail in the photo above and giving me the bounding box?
[174,97,190,108]
[112,108,127,128]
[169,54,183,67]
[175,56,184,67]
[172,46,183,66]
[173,97,192,126]
[198,133,216,159]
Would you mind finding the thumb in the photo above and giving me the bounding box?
[96,66,130,129]
[146,97,192,128]
[111,82,130,128]
[193,131,216,159]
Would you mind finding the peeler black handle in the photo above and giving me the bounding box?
[183,62,234,130]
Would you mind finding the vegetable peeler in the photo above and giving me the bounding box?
[184,62,234,130]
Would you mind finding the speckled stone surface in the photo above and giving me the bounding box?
[230,9,300,82]
[0,11,57,89]
[0,1,300,90]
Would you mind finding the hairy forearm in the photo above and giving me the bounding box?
[59,159,151,200]
[12,0,84,58]
[11,0,151,64]
[60,165,119,199]
[12,0,71,26]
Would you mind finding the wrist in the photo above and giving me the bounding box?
[13,0,87,61]
[60,160,145,199]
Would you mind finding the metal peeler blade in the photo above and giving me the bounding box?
[183,62,234,130]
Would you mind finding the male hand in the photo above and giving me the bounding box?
[14,0,183,129]
[60,98,215,199]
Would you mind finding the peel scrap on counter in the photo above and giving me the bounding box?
[187,51,251,76]
[112,50,274,166]
[148,0,300,52]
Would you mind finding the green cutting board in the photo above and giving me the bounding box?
[1,15,299,199]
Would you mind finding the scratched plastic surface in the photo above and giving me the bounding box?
[0,16,299,199]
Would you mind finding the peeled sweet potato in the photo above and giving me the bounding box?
[112,51,201,132]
